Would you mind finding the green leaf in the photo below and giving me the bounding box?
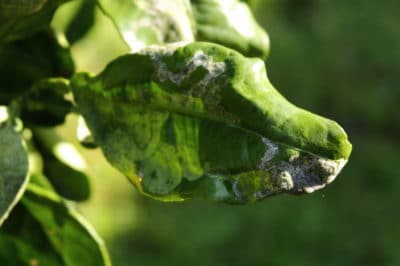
[19,78,73,127]
[98,0,195,51]
[33,128,91,202]
[0,110,29,226]
[98,0,269,58]
[0,204,64,266]
[190,0,270,58]
[0,184,111,266]
[65,0,96,44]
[0,0,70,43]
[72,42,351,203]
[0,30,75,106]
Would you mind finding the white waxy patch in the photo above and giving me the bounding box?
[275,171,294,190]
[258,137,279,169]
[150,50,226,88]
[216,0,256,38]
[272,155,347,193]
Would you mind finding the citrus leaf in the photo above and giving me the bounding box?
[0,110,29,226]
[0,184,111,266]
[19,78,73,127]
[72,42,351,203]
[98,0,195,51]
[0,204,64,266]
[190,0,270,58]
[0,0,71,43]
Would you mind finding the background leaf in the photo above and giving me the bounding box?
[0,0,71,43]
[98,0,195,51]
[0,184,111,266]
[0,117,29,226]
[190,0,270,58]
[0,30,74,107]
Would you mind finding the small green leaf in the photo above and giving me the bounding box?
[0,112,29,226]
[65,0,96,44]
[0,30,74,106]
[72,42,351,203]
[19,78,73,127]
[98,0,195,51]
[190,0,270,59]
[0,0,71,43]
[0,204,64,266]
[0,184,111,266]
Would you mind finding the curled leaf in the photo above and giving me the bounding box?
[72,42,351,203]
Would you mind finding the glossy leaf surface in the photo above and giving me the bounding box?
[98,0,194,51]
[72,42,351,203]
[0,111,29,226]
[0,184,111,265]
[190,0,270,58]
[98,0,269,58]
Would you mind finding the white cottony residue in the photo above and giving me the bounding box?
[272,155,347,193]
[256,137,347,195]
[151,50,226,87]
[258,137,279,169]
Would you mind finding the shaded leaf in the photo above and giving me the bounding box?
[0,0,71,43]
[19,78,73,127]
[0,30,75,107]
[190,0,270,58]
[0,184,111,266]
[65,0,96,44]
[0,111,29,226]
[98,0,195,51]
[72,42,351,203]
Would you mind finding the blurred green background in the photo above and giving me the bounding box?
[53,0,400,265]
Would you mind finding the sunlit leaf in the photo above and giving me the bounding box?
[0,184,111,266]
[191,0,270,58]
[0,112,29,226]
[72,42,351,203]
[98,0,194,51]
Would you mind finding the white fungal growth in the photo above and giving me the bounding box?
[272,156,347,193]
[150,50,226,87]
[258,137,279,169]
